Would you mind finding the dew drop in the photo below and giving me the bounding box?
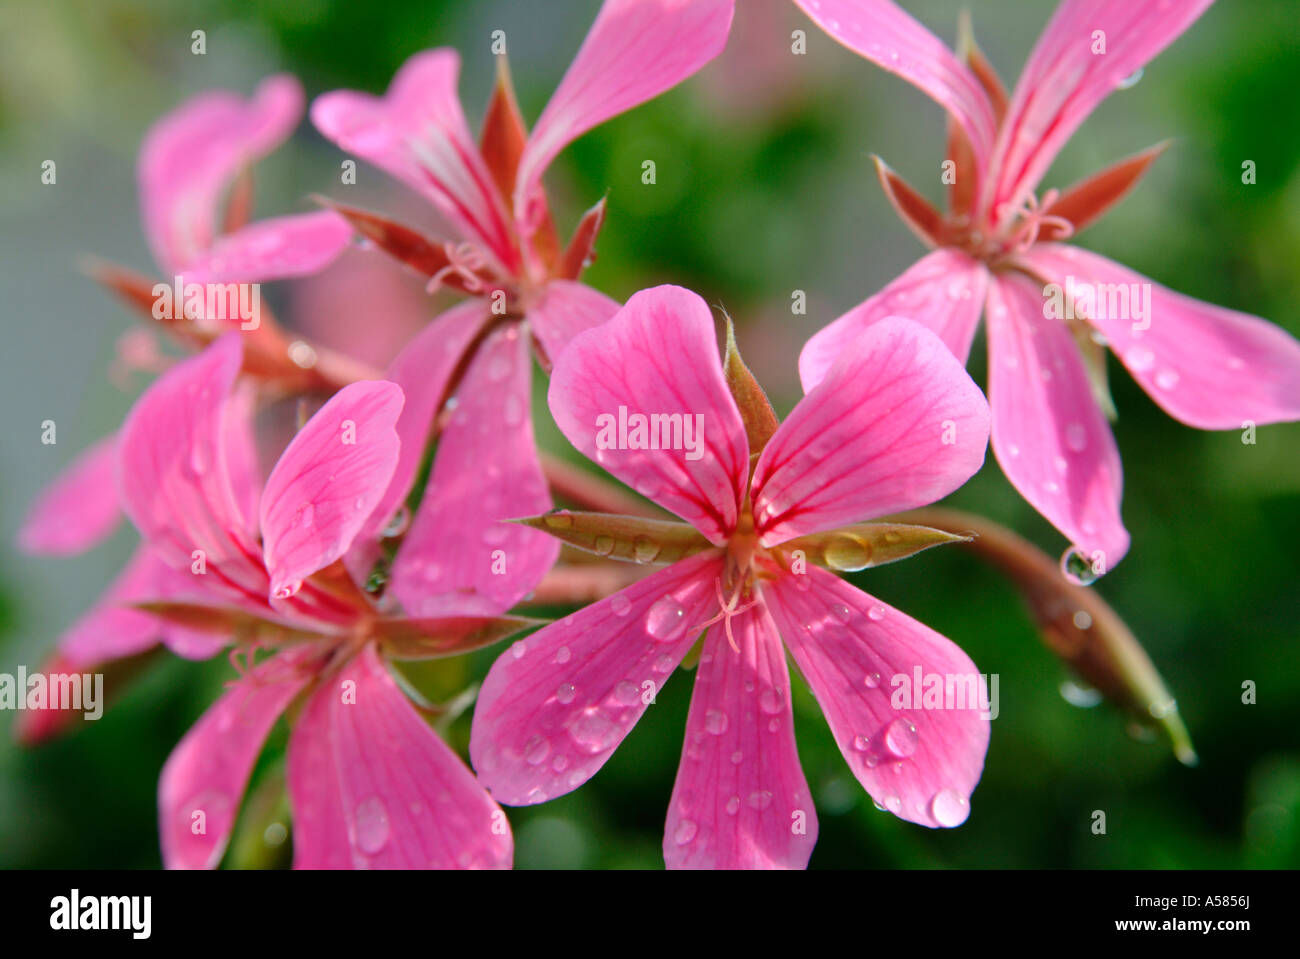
[824,535,872,571]
[569,709,618,753]
[1126,345,1155,372]
[1064,422,1088,453]
[704,710,729,735]
[746,790,773,810]
[930,789,970,827]
[1059,546,1099,586]
[555,682,576,705]
[511,640,528,659]
[645,596,687,642]
[1059,679,1102,708]
[555,646,572,664]
[853,734,871,752]
[882,718,918,758]
[863,671,881,688]
[1117,66,1144,89]
[632,535,662,564]
[828,603,853,625]
[725,795,741,816]
[614,681,640,706]
[593,535,616,557]
[523,735,550,765]
[867,605,885,622]
[1154,368,1180,390]
[674,820,698,845]
[759,688,783,715]
[610,592,632,616]
[273,580,302,600]
[354,797,391,854]
[543,509,574,529]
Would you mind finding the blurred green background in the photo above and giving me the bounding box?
[1,0,1298,868]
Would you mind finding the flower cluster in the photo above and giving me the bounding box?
[15,0,1300,870]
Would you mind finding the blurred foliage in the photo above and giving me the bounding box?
[1,0,1298,869]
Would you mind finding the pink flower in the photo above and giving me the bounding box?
[470,285,992,869]
[18,74,352,560]
[794,0,1300,571]
[117,333,528,868]
[311,0,736,616]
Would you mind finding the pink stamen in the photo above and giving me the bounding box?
[426,241,488,295]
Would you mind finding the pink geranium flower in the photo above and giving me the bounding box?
[18,74,351,560]
[309,0,736,617]
[470,285,992,869]
[117,333,530,868]
[794,0,1300,571]
[14,76,358,741]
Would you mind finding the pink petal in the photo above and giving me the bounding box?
[470,551,725,805]
[754,318,990,546]
[1023,244,1300,429]
[526,279,620,367]
[140,74,303,273]
[311,50,518,273]
[764,568,989,828]
[985,271,1129,563]
[663,603,817,869]
[159,649,313,869]
[18,434,121,555]
[799,249,990,391]
[791,0,996,182]
[260,380,404,600]
[117,333,268,601]
[180,211,352,286]
[987,0,1215,220]
[548,285,749,544]
[388,324,557,617]
[288,643,512,869]
[359,299,491,548]
[514,0,736,218]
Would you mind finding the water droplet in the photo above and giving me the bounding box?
[610,592,632,616]
[730,750,743,765]
[930,789,970,827]
[1007,443,1021,458]
[523,735,549,765]
[1126,345,1155,372]
[867,605,885,622]
[645,596,687,642]
[882,718,918,758]
[674,820,698,845]
[1059,546,1099,586]
[653,653,675,674]
[852,734,871,752]
[1072,610,1093,630]
[273,580,302,600]
[382,505,410,538]
[632,535,661,564]
[725,795,741,815]
[828,603,853,625]
[556,683,576,705]
[1117,66,1144,89]
[593,535,616,556]
[1064,422,1088,453]
[1154,368,1180,390]
[759,688,783,715]
[551,754,569,773]
[544,509,574,529]
[511,640,528,659]
[555,646,571,664]
[1059,679,1102,708]
[884,795,902,813]
[569,709,618,753]
[825,535,872,571]
[354,797,390,854]
[746,790,773,810]
[863,671,881,688]
[614,681,640,706]
[704,710,729,735]
[298,503,315,528]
